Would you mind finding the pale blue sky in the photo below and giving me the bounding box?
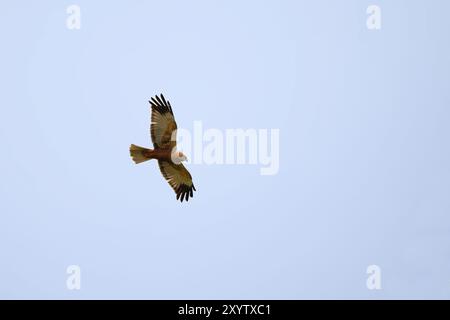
[1,0,450,299]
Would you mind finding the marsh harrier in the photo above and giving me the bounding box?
[130,94,196,202]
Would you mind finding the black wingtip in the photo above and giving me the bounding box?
[149,94,173,115]
[175,184,196,203]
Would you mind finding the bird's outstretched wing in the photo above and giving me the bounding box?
[158,160,196,202]
[149,94,177,149]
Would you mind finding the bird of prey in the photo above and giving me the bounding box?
[130,94,196,202]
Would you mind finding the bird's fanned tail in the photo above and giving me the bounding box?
[130,144,152,164]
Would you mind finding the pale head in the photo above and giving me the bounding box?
[171,150,188,164]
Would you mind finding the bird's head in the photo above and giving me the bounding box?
[172,150,188,164]
[177,151,188,162]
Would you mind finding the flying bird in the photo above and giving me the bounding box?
[130,94,196,202]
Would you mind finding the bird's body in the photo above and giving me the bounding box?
[129,145,173,163]
[130,94,196,202]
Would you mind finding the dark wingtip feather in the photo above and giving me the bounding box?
[154,95,163,106]
[175,184,196,203]
[149,94,173,115]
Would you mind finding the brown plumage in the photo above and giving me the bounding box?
[130,94,196,202]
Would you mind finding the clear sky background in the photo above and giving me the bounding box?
[1,0,450,299]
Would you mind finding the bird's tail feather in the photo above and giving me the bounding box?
[130,144,153,164]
